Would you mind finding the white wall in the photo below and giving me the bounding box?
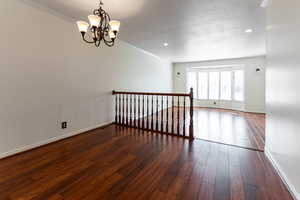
[266,0,300,198]
[173,56,266,113]
[0,0,172,158]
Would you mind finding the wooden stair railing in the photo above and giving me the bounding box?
[112,88,194,140]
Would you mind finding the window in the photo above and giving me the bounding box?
[187,72,197,98]
[209,72,219,100]
[233,70,244,101]
[198,72,208,99]
[220,71,232,100]
[186,67,244,101]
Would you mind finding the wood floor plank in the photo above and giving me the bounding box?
[197,181,214,200]
[178,141,210,200]
[229,148,246,200]
[214,144,231,200]
[0,123,292,200]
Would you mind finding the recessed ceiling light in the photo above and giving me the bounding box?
[163,43,169,47]
[245,29,253,33]
[260,0,269,8]
[266,25,273,31]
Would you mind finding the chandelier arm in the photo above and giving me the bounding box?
[103,7,111,23]
[104,11,108,27]
[105,41,114,47]
[104,13,108,28]
[106,12,111,29]
[100,16,104,32]
[82,35,96,44]
[96,37,101,47]
[103,38,114,46]
[95,39,101,47]
[107,12,111,22]
[93,7,99,15]
[103,34,114,43]
[102,14,106,30]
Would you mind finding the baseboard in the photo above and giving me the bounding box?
[194,105,244,112]
[194,106,265,114]
[244,110,266,114]
[0,121,113,160]
[265,148,299,200]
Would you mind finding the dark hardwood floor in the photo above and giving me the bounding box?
[193,108,265,151]
[0,124,291,200]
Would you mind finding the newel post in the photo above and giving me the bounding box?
[189,88,194,140]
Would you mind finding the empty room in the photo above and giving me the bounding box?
[0,0,299,199]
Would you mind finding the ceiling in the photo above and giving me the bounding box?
[30,0,266,62]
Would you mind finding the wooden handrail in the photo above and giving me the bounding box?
[112,91,190,97]
[112,88,194,140]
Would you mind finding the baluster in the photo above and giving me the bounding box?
[166,96,169,134]
[115,93,118,124]
[126,94,129,126]
[177,96,180,135]
[147,95,149,130]
[151,95,154,130]
[122,94,125,125]
[172,96,174,134]
[156,95,159,131]
[119,94,122,124]
[134,95,136,127]
[183,97,186,137]
[130,94,132,127]
[161,96,164,132]
[138,95,141,129]
[189,88,194,140]
[142,95,145,129]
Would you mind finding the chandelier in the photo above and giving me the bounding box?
[76,0,120,47]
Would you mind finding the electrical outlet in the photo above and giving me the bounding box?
[61,122,67,129]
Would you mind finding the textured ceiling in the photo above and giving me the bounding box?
[29,0,266,62]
